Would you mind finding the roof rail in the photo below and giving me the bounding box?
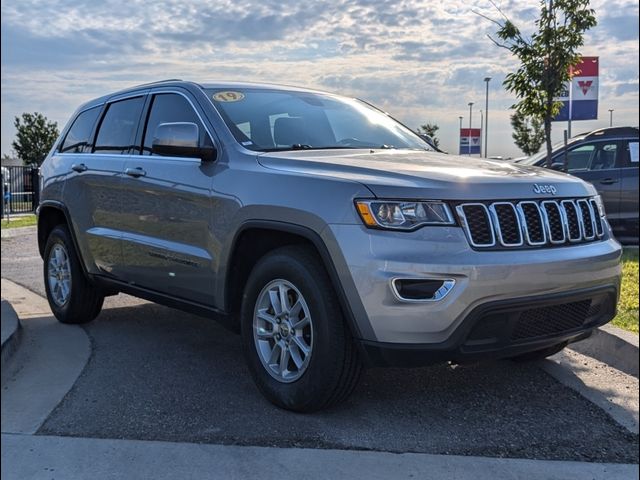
[584,126,639,139]
[133,79,184,88]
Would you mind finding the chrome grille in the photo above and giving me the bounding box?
[490,203,523,246]
[589,198,605,237]
[561,200,582,242]
[457,204,495,247]
[577,199,596,240]
[517,202,546,245]
[457,198,604,249]
[541,201,566,243]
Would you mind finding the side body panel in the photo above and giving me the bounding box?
[60,151,126,276]
[618,139,639,239]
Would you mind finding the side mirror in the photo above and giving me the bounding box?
[550,162,566,171]
[152,122,216,162]
[418,133,436,147]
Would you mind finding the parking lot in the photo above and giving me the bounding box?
[1,227,638,465]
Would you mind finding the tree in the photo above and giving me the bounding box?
[511,111,545,156]
[480,0,596,166]
[12,112,59,166]
[417,123,440,148]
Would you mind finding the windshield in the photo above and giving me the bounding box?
[205,88,433,152]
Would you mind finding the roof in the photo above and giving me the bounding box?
[575,126,639,140]
[75,79,340,113]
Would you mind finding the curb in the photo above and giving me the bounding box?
[1,300,23,380]
[569,324,639,377]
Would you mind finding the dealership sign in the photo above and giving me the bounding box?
[459,128,481,154]
[553,56,599,121]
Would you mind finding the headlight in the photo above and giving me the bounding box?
[355,200,455,230]
[593,195,606,217]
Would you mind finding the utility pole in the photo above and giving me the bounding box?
[458,116,463,154]
[484,77,491,157]
[468,103,474,156]
[608,109,614,127]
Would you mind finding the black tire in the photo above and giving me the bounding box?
[43,224,104,324]
[510,342,567,362]
[240,245,363,412]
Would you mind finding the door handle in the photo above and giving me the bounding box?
[599,178,618,185]
[125,167,146,178]
[71,163,88,173]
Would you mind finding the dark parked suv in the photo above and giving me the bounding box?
[516,127,639,243]
[37,80,622,411]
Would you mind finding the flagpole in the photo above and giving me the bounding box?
[468,102,473,156]
[568,74,573,139]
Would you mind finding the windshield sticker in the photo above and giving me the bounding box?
[213,91,245,102]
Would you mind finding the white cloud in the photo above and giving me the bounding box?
[1,0,638,158]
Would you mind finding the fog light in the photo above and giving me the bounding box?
[391,279,455,302]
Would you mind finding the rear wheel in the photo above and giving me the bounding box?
[240,245,362,412]
[43,225,104,324]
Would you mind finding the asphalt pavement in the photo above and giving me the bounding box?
[1,227,638,464]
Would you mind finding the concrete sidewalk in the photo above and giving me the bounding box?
[2,433,638,480]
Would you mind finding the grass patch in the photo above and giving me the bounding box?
[611,248,639,333]
[1,214,37,229]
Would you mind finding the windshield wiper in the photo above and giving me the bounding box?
[259,145,369,152]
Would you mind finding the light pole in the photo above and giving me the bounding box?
[458,116,463,154]
[608,109,614,127]
[468,102,474,156]
[479,110,484,156]
[484,77,491,157]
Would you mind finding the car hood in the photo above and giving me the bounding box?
[257,149,596,200]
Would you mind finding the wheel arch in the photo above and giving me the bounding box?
[223,221,364,339]
[37,201,74,259]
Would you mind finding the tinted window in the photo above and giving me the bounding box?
[621,141,639,168]
[94,97,145,154]
[589,143,617,170]
[142,93,209,155]
[564,144,594,171]
[60,107,101,153]
[562,142,618,172]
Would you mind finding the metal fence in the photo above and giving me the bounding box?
[1,165,40,217]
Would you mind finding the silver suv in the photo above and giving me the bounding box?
[38,80,622,412]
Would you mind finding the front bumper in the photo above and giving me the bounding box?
[360,285,616,367]
[323,224,622,346]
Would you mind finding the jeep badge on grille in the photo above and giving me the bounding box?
[533,184,557,195]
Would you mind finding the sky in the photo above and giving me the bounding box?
[1,0,638,159]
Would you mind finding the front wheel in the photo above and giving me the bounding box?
[240,246,362,412]
[43,225,104,324]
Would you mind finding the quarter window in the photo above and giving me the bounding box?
[142,93,210,155]
[59,106,101,153]
[93,97,145,154]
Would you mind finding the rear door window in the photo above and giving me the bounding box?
[589,143,618,170]
[562,142,619,172]
[93,97,145,154]
[60,106,101,153]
